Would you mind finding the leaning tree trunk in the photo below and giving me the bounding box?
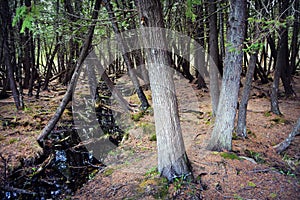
[207,0,247,151]
[37,0,101,146]
[137,0,192,182]
[274,117,300,153]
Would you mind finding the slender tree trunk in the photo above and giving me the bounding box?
[237,52,258,137]
[37,0,101,145]
[43,44,60,91]
[270,0,290,115]
[195,3,208,89]
[103,0,149,110]
[208,0,220,117]
[137,0,192,182]
[1,0,21,110]
[290,0,299,75]
[207,0,247,151]
[279,0,293,96]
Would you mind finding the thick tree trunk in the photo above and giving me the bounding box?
[37,0,101,145]
[208,0,220,117]
[207,0,247,151]
[137,0,192,182]
[103,0,150,110]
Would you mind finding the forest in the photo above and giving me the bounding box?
[0,0,299,199]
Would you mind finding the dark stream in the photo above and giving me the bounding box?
[1,82,125,199]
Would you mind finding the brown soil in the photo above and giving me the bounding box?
[1,75,299,200]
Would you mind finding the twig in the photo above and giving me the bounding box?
[246,168,274,174]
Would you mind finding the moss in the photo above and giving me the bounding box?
[103,168,114,177]
[220,152,241,160]
[139,122,156,135]
[138,177,169,199]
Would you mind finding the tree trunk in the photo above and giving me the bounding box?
[103,0,150,110]
[207,0,247,151]
[237,52,258,137]
[137,0,192,182]
[270,0,290,115]
[290,0,299,75]
[208,0,220,117]
[279,0,293,97]
[37,0,101,145]
[195,3,208,89]
[0,0,21,110]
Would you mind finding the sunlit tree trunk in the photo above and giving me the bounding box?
[137,0,193,181]
[207,0,247,151]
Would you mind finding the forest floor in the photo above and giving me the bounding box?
[0,74,300,199]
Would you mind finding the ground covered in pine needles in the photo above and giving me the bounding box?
[0,75,299,199]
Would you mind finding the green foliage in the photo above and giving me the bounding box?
[264,111,272,117]
[144,166,159,177]
[131,112,144,121]
[245,150,265,163]
[149,133,156,141]
[269,193,277,198]
[233,194,244,200]
[12,4,40,33]
[271,117,287,124]
[185,0,201,22]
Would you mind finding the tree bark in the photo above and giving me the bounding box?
[208,0,220,117]
[0,0,21,110]
[137,0,192,182]
[37,0,101,145]
[207,0,247,151]
[279,0,293,97]
[237,52,258,137]
[290,0,299,75]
